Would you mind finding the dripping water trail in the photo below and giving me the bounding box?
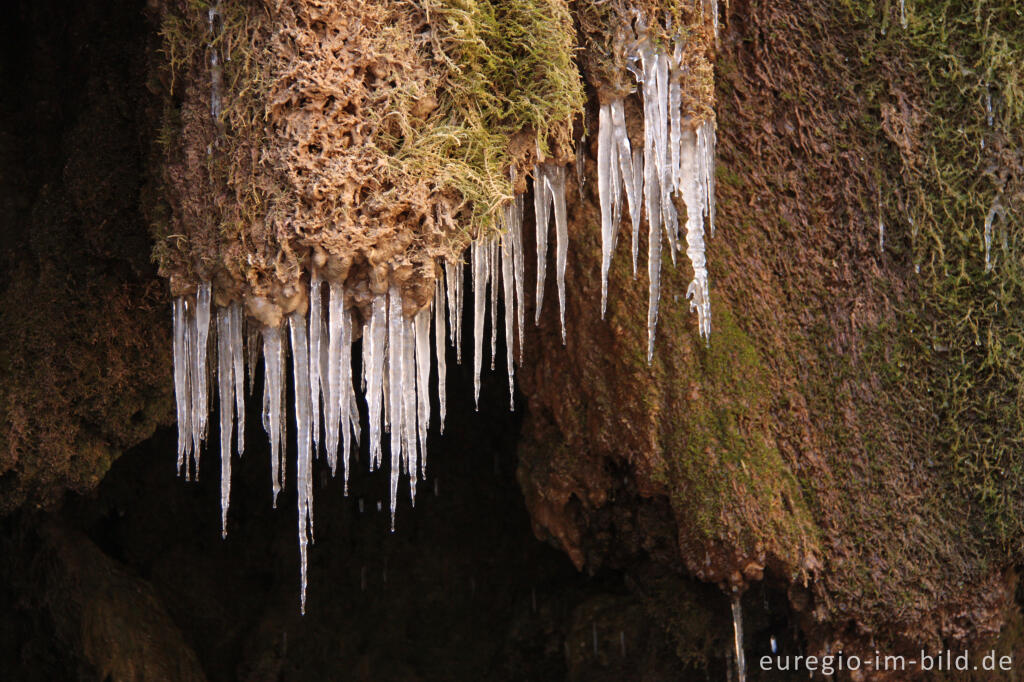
[731,593,746,682]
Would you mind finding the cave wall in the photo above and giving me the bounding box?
[0,0,172,512]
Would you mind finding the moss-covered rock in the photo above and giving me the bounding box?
[519,0,1024,659]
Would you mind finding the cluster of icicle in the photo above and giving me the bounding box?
[174,24,716,613]
[171,189,560,613]
[598,30,717,361]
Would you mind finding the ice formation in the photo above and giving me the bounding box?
[597,33,716,359]
[984,198,1005,273]
[170,15,717,610]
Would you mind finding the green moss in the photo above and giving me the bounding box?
[661,306,819,561]
[851,0,1024,547]
[407,0,584,233]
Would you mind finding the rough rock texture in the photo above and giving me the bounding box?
[0,0,172,513]
[519,0,1024,664]
[0,516,207,681]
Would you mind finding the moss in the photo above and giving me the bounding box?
[661,306,819,567]
[153,0,586,305]
[840,0,1024,548]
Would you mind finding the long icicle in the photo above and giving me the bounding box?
[262,326,284,506]
[434,276,447,433]
[194,281,212,449]
[325,283,343,475]
[289,312,313,615]
[172,298,191,476]
[489,238,499,370]
[402,314,419,501]
[415,305,431,478]
[229,302,245,457]
[366,295,387,471]
[187,295,201,475]
[598,102,615,318]
[434,277,448,433]
[534,166,551,324]
[387,285,405,529]
[510,193,526,364]
[631,148,644,276]
[681,127,712,340]
[611,100,640,269]
[338,302,353,492]
[216,308,234,538]
[501,229,516,408]
[308,273,322,458]
[472,239,487,408]
[550,165,569,344]
[453,260,464,363]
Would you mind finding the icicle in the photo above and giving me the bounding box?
[985,198,1005,273]
[229,302,244,456]
[509,192,526,363]
[681,128,712,340]
[319,313,329,452]
[656,52,678,259]
[325,283,342,476]
[445,260,458,348]
[899,0,907,29]
[550,165,569,344]
[387,285,405,529]
[669,45,683,192]
[366,295,387,471]
[611,101,640,275]
[216,308,234,538]
[610,134,623,244]
[195,282,212,441]
[262,326,284,506]
[278,336,288,489]
[403,312,421,494]
[246,323,259,395]
[631,148,643,276]
[489,237,499,369]
[172,298,192,476]
[472,239,487,409]
[699,120,717,238]
[185,282,212,478]
[434,277,447,434]
[598,102,615,318]
[453,260,465,363]
[500,230,516,408]
[339,303,354,490]
[382,350,391,434]
[640,48,664,338]
[309,273,322,457]
[534,166,551,324]
[348,378,360,454]
[731,594,746,682]
[207,4,223,123]
[289,312,313,615]
[414,306,431,478]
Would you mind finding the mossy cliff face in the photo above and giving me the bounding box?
[520,0,1024,658]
